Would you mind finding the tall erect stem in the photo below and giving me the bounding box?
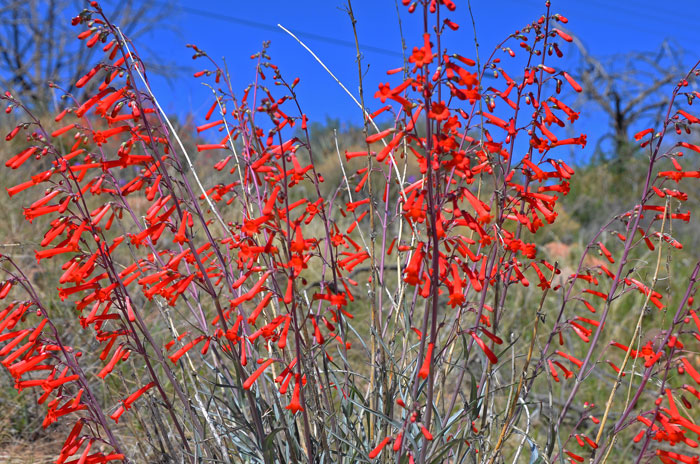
[346,0,384,441]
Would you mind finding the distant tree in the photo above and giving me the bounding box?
[554,32,692,233]
[565,30,689,165]
[0,0,171,112]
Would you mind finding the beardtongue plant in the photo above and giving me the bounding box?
[1,0,700,462]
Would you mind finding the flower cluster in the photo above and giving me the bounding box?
[1,0,699,463]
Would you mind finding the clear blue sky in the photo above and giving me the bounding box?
[128,0,699,161]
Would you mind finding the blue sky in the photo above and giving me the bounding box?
[127,0,699,161]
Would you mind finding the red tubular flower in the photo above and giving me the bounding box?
[480,111,510,133]
[470,331,498,364]
[552,361,573,379]
[404,242,425,285]
[243,359,276,390]
[374,83,393,103]
[5,146,38,169]
[541,101,563,127]
[168,336,206,364]
[92,125,130,145]
[462,187,492,224]
[59,419,85,460]
[634,128,654,141]
[196,143,227,152]
[656,450,699,464]
[196,119,224,133]
[418,343,434,379]
[123,382,156,410]
[447,263,465,308]
[97,345,129,379]
[428,101,450,121]
[376,131,404,163]
[680,357,700,384]
[0,329,30,357]
[247,293,272,325]
[393,432,403,451]
[35,246,74,263]
[549,97,580,122]
[408,34,434,71]
[262,185,281,215]
[547,360,560,382]
[277,316,292,349]
[76,439,93,464]
[553,29,573,42]
[679,142,700,154]
[110,406,126,423]
[5,125,21,141]
[286,376,304,413]
[75,63,101,87]
[478,327,503,345]
[368,436,392,459]
[0,281,12,300]
[366,127,394,144]
[173,211,191,244]
[597,242,614,263]
[230,270,272,307]
[689,309,700,333]
[555,350,583,369]
[51,123,76,138]
[565,450,584,462]
[562,71,582,92]
[282,277,295,304]
[535,121,558,143]
[310,317,325,344]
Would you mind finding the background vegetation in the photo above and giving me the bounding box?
[1,1,699,463]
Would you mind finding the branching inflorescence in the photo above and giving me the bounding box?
[1,0,700,463]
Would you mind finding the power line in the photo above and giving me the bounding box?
[501,0,698,48]
[156,1,404,58]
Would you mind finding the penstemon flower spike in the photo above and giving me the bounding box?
[1,1,699,463]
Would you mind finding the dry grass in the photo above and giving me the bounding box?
[0,440,63,464]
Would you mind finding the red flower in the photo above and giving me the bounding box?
[368,436,392,459]
[375,83,393,103]
[404,242,425,285]
[428,101,450,121]
[243,359,276,390]
[562,71,582,93]
[123,382,156,410]
[409,34,434,71]
[447,263,465,308]
[286,376,304,413]
[470,331,498,364]
[418,343,434,379]
[373,79,413,107]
